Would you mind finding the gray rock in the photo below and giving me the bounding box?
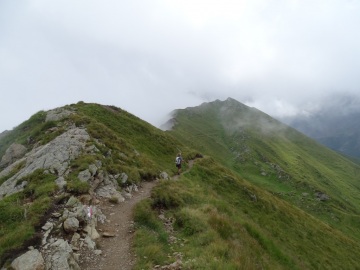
[102,232,116,237]
[122,192,132,200]
[44,239,80,270]
[71,205,88,222]
[85,145,99,153]
[55,177,67,190]
[84,223,101,240]
[95,185,125,202]
[0,143,27,168]
[11,249,45,270]
[95,160,102,168]
[78,169,92,182]
[42,222,54,231]
[94,250,102,256]
[315,191,330,201]
[0,128,89,200]
[52,212,62,218]
[88,164,98,176]
[70,233,81,250]
[120,172,128,184]
[160,171,169,180]
[45,108,73,122]
[63,217,79,233]
[84,235,96,250]
[66,196,80,208]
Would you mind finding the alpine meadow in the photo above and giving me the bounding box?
[0,99,360,269]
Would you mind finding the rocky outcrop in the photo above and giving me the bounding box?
[0,143,27,168]
[45,108,74,122]
[77,163,126,202]
[0,128,89,199]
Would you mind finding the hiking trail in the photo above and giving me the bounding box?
[79,159,196,270]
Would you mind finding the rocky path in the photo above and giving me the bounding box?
[81,159,196,270]
[79,181,157,270]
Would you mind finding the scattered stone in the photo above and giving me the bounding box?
[102,232,116,237]
[42,222,54,231]
[94,250,102,256]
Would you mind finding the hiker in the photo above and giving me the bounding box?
[175,153,183,175]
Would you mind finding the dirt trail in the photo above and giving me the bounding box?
[79,181,157,270]
[81,159,196,270]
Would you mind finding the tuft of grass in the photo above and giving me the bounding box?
[0,170,58,264]
[151,181,185,209]
[66,178,90,194]
[109,196,120,204]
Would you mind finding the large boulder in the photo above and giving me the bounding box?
[0,143,27,168]
[11,249,45,270]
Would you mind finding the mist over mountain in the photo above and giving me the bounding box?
[281,93,360,159]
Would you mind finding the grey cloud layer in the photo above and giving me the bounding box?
[1,0,360,131]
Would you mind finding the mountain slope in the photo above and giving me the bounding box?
[167,98,360,241]
[1,100,360,269]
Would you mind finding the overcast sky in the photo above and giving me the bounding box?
[1,0,360,132]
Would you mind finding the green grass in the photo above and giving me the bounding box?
[133,157,360,269]
[0,170,57,264]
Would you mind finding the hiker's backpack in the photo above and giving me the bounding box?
[175,156,181,165]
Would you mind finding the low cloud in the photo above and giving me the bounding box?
[1,0,360,131]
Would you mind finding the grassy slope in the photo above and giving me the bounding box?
[168,99,360,238]
[134,157,360,269]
